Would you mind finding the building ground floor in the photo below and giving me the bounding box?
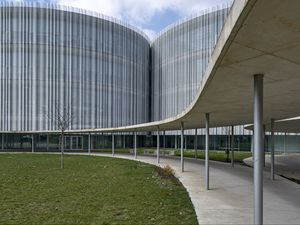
[1,132,300,153]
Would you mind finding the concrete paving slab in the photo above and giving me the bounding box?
[244,153,300,181]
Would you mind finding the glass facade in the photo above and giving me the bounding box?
[0,3,150,131]
[0,4,233,133]
[151,8,231,121]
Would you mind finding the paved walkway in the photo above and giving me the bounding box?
[87,153,300,225]
[244,153,300,181]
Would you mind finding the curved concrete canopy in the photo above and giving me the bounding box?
[246,117,300,133]
[5,0,300,134]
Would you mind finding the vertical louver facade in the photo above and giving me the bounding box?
[0,3,150,131]
[151,7,231,121]
[0,3,232,132]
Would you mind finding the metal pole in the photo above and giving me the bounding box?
[205,113,210,191]
[284,132,287,154]
[134,132,137,159]
[181,122,184,172]
[112,133,115,157]
[157,127,160,164]
[163,130,165,149]
[88,133,91,154]
[1,134,4,151]
[263,125,266,167]
[251,132,254,160]
[123,134,126,149]
[253,74,264,225]
[270,119,275,180]
[175,134,177,149]
[1,133,4,151]
[194,128,198,159]
[102,133,104,150]
[231,125,234,167]
[46,134,49,151]
[214,128,216,151]
[32,134,34,153]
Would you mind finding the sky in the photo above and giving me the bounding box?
[7,0,232,39]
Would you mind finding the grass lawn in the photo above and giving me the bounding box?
[66,148,252,163]
[0,153,197,225]
[174,149,252,163]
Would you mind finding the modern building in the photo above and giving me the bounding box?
[0,2,151,131]
[0,2,299,153]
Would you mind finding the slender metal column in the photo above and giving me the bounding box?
[231,125,234,167]
[112,133,115,157]
[263,125,266,167]
[70,136,73,150]
[251,132,254,160]
[270,119,275,180]
[284,132,287,154]
[175,134,177,149]
[163,131,165,149]
[2,133,4,151]
[46,134,49,151]
[88,133,91,154]
[194,128,198,159]
[31,134,34,153]
[123,135,126,149]
[214,128,216,150]
[205,113,210,190]
[181,122,184,172]
[134,132,137,159]
[253,74,264,225]
[101,133,104,150]
[157,127,160,164]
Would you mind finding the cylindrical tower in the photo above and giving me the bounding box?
[151,7,230,122]
[0,2,150,131]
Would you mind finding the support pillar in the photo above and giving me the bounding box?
[88,133,91,154]
[102,133,104,150]
[253,74,264,225]
[263,125,266,167]
[157,127,160,164]
[175,134,177,149]
[163,131,165,149]
[284,132,287,154]
[194,128,198,159]
[205,113,210,190]
[46,134,49,151]
[251,132,254,160]
[123,135,126,149]
[2,133,4,151]
[231,125,234,167]
[31,134,34,153]
[134,132,137,159]
[112,133,115,157]
[213,128,216,151]
[181,122,184,172]
[270,119,275,180]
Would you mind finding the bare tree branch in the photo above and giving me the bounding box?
[43,101,74,169]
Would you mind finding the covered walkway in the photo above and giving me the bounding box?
[244,154,300,181]
[88,153,300,225]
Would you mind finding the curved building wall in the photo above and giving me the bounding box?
[0,4,150,131]
[151,8,230,121]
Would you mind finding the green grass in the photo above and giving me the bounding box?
[0,154,197,225]
[68,148,252,163]
[174,149,252,163]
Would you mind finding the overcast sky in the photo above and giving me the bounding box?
[10,0,232,39]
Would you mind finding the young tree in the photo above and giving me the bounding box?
[45,103,73,169]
